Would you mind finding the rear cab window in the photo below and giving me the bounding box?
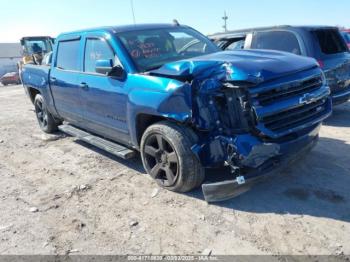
[312,29,348,55]
[56,40,81,71]
[251,30,302,55]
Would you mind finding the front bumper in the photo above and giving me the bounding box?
[327,75,350,105]
[332,87,350,105]
[201,124,321,202]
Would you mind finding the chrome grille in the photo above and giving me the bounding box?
[249,69,331,138]
[253,75,323,106]
[261,98,327,133]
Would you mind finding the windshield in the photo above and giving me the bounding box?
[116,27,220,72]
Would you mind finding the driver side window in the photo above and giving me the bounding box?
[84,38,115,74]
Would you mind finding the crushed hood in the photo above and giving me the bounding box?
[150,50,319,84]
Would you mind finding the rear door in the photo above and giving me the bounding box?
[311,28,350,95]
[79,33,129,144]
[50,36,84,125]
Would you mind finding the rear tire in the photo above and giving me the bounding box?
[34,94,58,133]
[141,121,205,193]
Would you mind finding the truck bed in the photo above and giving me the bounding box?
[21,64,50,90]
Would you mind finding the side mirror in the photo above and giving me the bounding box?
[95,59,113,75]
[95,60,126,80]
[108,65,126,80]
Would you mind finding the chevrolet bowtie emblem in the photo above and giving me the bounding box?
[299,93,317,105]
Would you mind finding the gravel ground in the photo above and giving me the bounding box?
[0,85,349,256]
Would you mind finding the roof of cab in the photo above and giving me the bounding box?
[209,25,339,39]
[58,23,189,38]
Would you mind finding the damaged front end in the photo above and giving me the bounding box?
[191,66,327,201]
[189,72,286,202]
[151,50,332,202]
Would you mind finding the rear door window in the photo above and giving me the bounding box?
[313,29,348,55]
[84,38,115,74]
[56,40,81,71]
[251,31,302,55]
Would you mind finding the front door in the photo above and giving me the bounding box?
[79,35,129,144]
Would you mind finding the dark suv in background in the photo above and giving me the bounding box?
[210,26,350,105]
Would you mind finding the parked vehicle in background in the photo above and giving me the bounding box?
[21,24,332,202]
[210,26,350,105]
[0,72,21,86]
[19,36,54,65]
[17,37,55,82]
[340,29,350,49]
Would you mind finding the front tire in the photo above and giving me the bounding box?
[141,121,205,193]
[34,94,58,133]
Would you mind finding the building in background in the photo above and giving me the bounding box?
[0,43,22,77]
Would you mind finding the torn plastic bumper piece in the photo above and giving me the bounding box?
[202,176,252,203]
[202,131,320,203]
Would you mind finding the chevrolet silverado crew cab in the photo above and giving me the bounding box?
[210,26,350,105]
[21,24,332,202]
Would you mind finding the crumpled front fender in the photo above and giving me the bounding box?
[127,78,193,147]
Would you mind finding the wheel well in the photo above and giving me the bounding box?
[28,87,40,104]
[136,114,167,145]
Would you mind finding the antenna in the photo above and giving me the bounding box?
[222,11,228,32]
[130,0,136,24]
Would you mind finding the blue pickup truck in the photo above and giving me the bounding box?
[21,24,332,202]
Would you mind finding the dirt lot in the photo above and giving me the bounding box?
[0,85,350,256]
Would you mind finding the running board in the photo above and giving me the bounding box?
[58,124,136,159]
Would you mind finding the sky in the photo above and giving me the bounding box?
[0,0,349,42]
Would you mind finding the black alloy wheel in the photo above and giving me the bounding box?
[33,94,59,133]
[143,133,179,187]
[35,98,49,130]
